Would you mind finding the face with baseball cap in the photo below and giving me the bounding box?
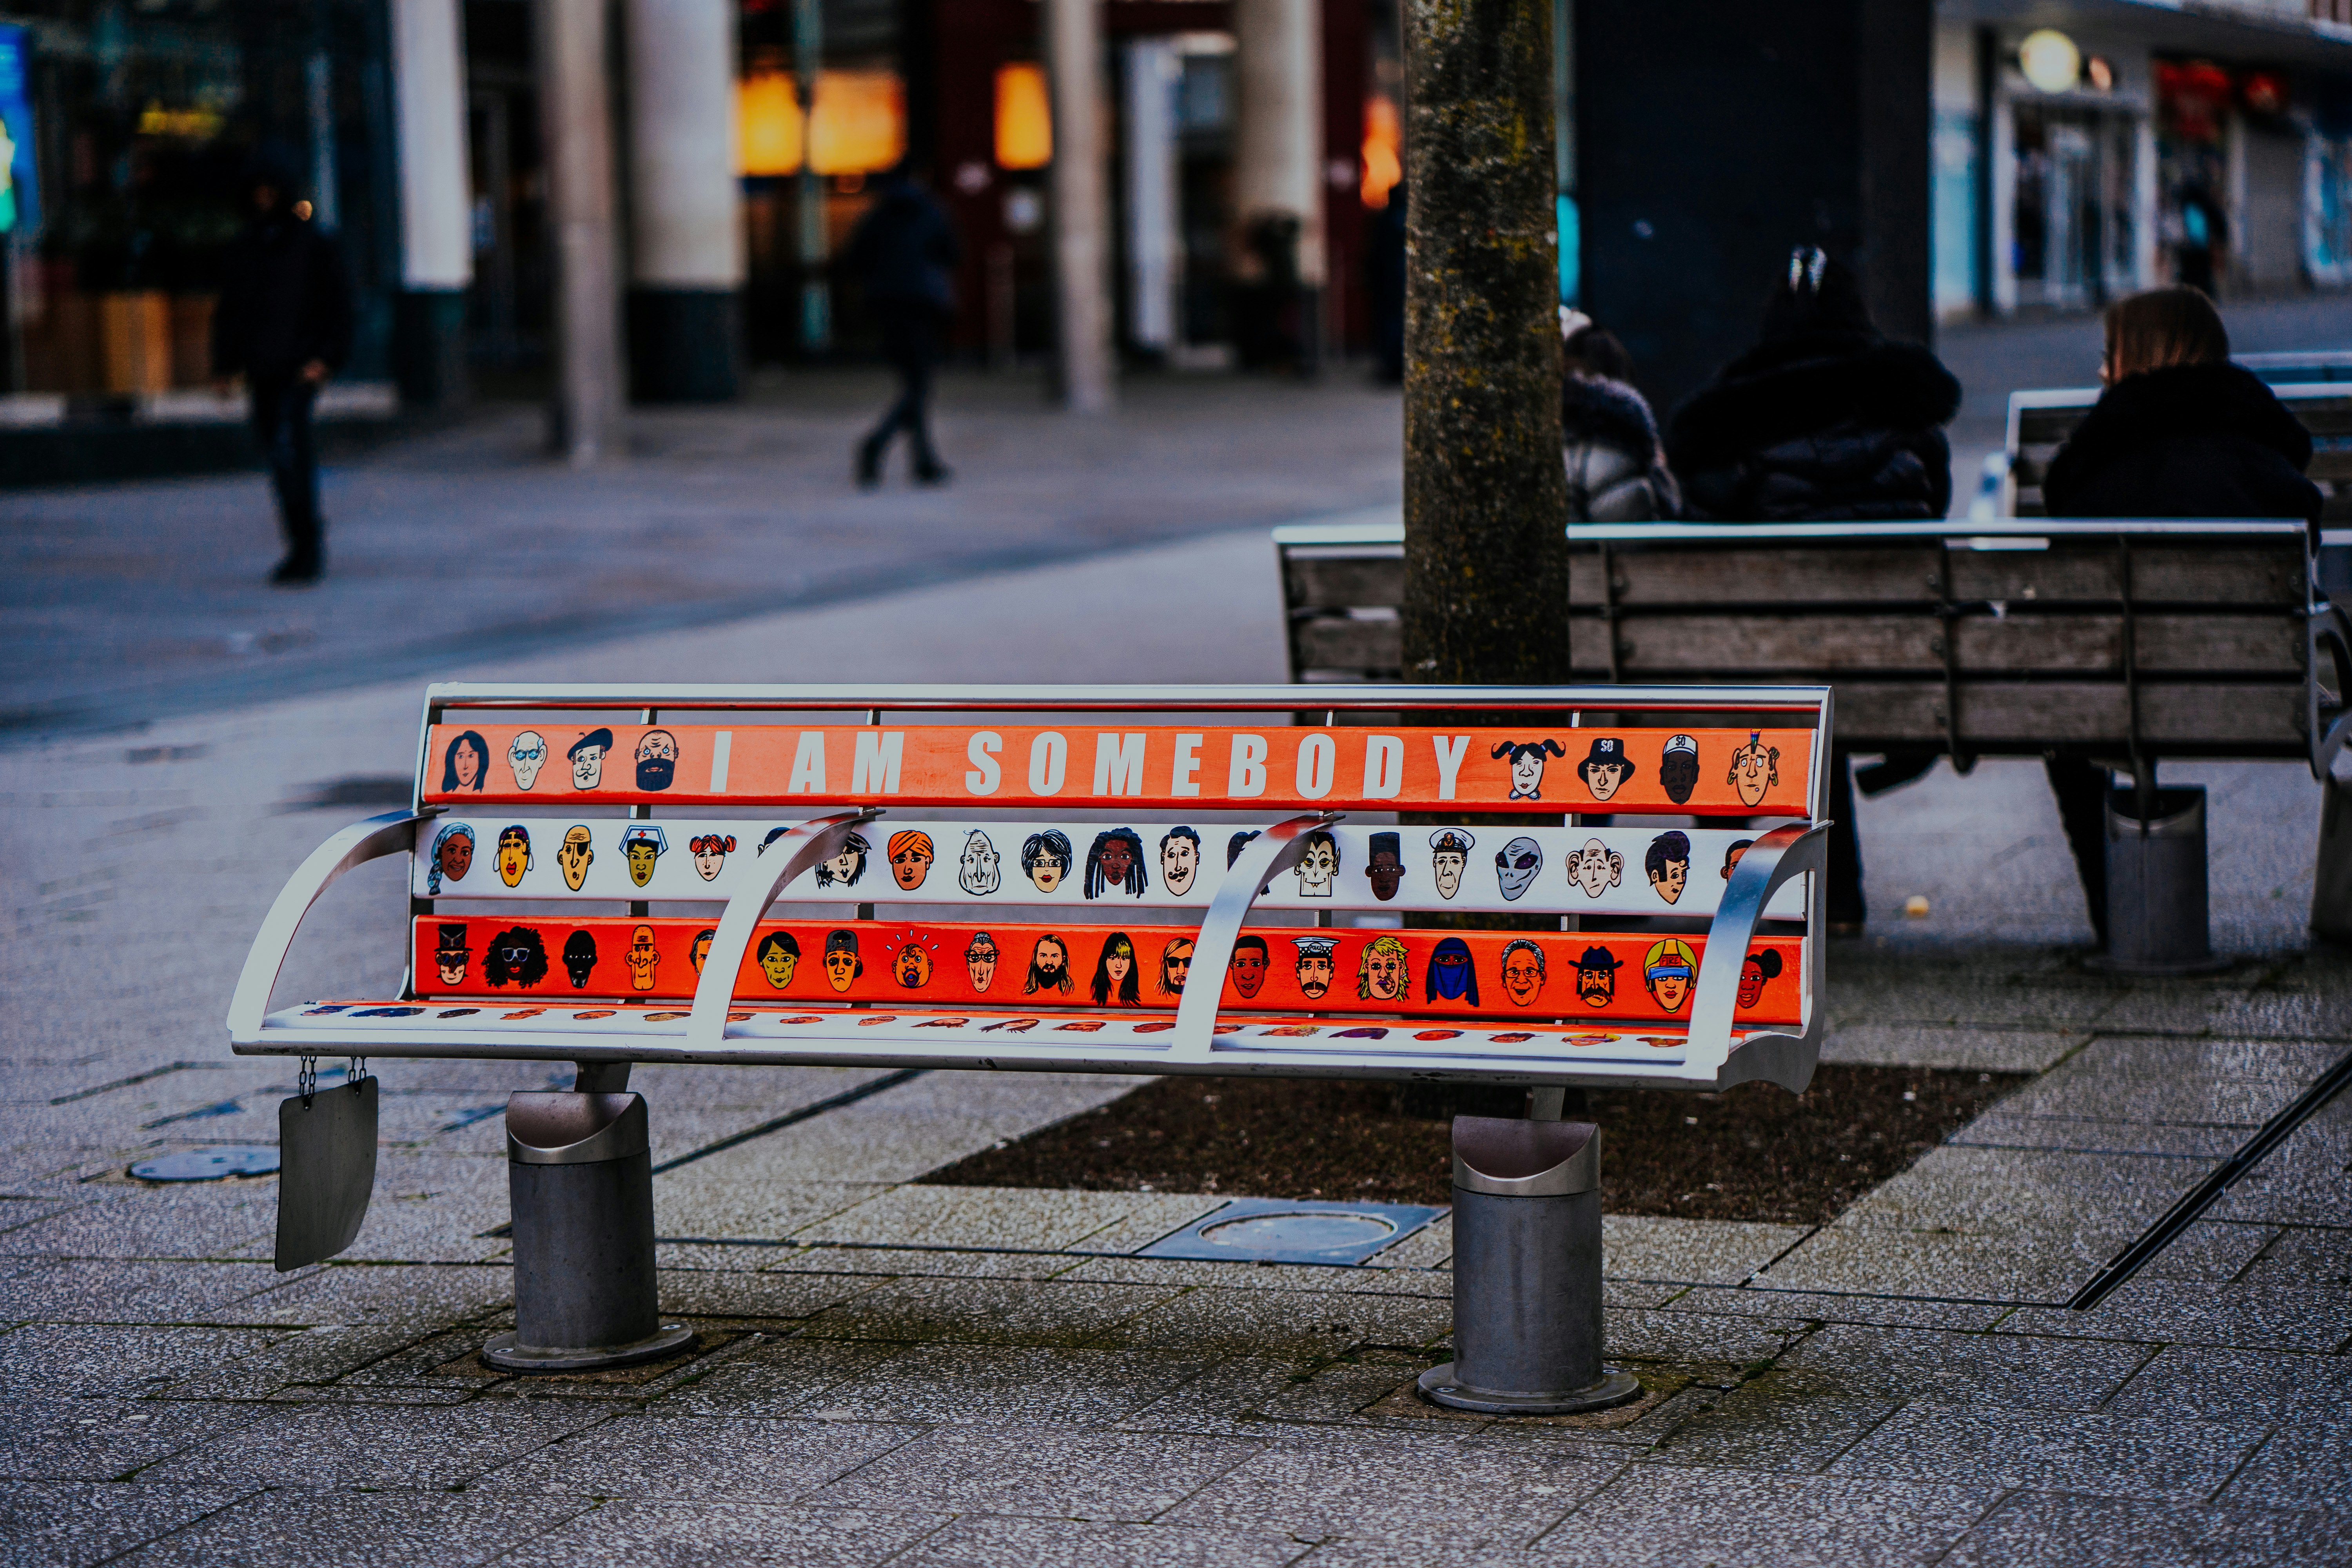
[1659,733,1700,805]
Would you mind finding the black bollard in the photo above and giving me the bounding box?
[1418,1114,1639,1415]
[482,1087,691,1372]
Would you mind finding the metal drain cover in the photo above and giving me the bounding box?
[131,1146,280,1182]
[1139,1197,1445,1265]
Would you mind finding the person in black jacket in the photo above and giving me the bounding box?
[1667,248,1962,931]
[1668,248,1960,523]
[848,164,960,487]
[1560,314,1678,521]
[2036,286,2321,948]
[211,158,354,585]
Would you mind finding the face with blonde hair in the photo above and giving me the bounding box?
[2102,287,2229,385]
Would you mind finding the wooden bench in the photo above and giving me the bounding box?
[2237,351,2352,385]
[1276,517,2349,776]
[2004,381,2352,521]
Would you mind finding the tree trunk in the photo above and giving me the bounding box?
[1400,0,1568,684]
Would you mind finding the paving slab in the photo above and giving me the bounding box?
[1103,1286,1452,1360]
[206,1261,512,1329]
[757,1244,1086,1281]
[1597,1216,1809,1287]
[0,1185,278,1260]
[106,1486,593,1568]
[1652,1286,2008,1332]
[892,1514,1305,1568]
[474,1412,919,1502]
[814,1424,1264,1522]
[491,1500,953,1568]
[646,1337,903,1416]
[1817,1024,2082,1073]
[1828,1401,2272,1501]
[648,1177,891,1244]
[1755,1220,2124,1303]
[1774,1324,2156,1409]
[0,1258,283,1322]
[0,1322,290,1400]
[144,1323,431,1401]
[1535,1467,2000,1567]
[779,1343,1213,1426]
[1632,1377,1898,1474]
[1949,1114,2246,1159]
[797,1276,1181,1348]
[1938,1490,2352,1568]
[793,1185,1212,1253]
[6,1398,269,1483]
[2103,1343,2352,1423]
[138,1399,610,1489]
[0,1480,253,1568]
[1059,1255,1450,1298]
[2001,1280,2352,1351]
[2239,1225,2352,1287]
[1829,1145,2204,1235]
[2214,1409,2352,1510]
[653,1267,882,1322]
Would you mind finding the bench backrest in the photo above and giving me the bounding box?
[2005,382,2352,520]
[1273,519,2338,771]
[2236,351,2352,385]
[378,683,1833,1090]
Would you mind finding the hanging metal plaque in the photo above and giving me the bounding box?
[276,1074,378,1270]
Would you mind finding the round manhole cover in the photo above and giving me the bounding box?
[130,1146,280,1182]
[1198,1211,1397,1254]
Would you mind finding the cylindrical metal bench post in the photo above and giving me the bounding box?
[2100,786,2225,976]
[481,1090,691,1372]
[1418,1114,1640,1415]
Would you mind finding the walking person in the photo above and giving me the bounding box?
[2038,285,2322,946]
[1666,247,1962,932]
[848,162,959,487]
[211,158,353,585]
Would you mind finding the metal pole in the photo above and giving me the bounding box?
[1045,0,1114,409]
[535,0,624,461]
[794,0,830,354]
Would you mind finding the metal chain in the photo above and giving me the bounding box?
[350,1056,367,1089]
[298,1055,317,1107]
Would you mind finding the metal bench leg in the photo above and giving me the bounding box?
[1418,1115,1639,1416]
[482,1080,691,1372]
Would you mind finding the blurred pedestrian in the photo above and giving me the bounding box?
[1559,310,1678,521]
[2038,286,2321,947]
[1367,181,1406,385]
[211,156,353,585]
[849,162,959,487]
[2173,184,2227,297]
[1666,247,1962,933]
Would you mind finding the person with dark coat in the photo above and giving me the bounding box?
[848,165,960,486]
[1668,247,1960,523]
[2036,286,2321,949]
[1667,248,1963,931]
[211,159,354,585]
[1560,313,1679,521]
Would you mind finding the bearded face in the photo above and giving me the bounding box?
[634,730,678,792]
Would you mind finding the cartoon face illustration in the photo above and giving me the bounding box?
[560,929,597,987]
[1574,946,1622,1008]
[1721,839,1754,881]
[508,730,548,791]
[689,928,715,974]
[621,824,667,888]
[1159,828,1201,897]
[1644,938,1697,1013]
[894,936,934,989]
[634,729,679,792]
[757,931,801,989]
[1738,948,1784,1009]
[688,833,734,882]
[958,831,1001,895]
[1425,937,1479,1004]
[1230,936,1269,1000]
[1646,831,1691,905]
[1500,939,1547,1007]
[1085,828,1148,898]
[815,831,870,888]
[1729,731,1781,809]
[1294,831,1339,898]
[1020,830,1072,893]
[496,825,532,887]
[619,924,659,991]
[822,930,863,992]
[1355,935,1410,1001]
[557,825,594,891]
[426,822,475,895]
[1576,737,1637,802]
[1497,836,1543,901]
[1293,936,1338,999]
[965,931,999,991]
[1091,932,1139,1005]
[1363,831,1405,902]
[1492,738,1567,800]
[1159,937,1194,996]
[1659,734,1699,805]
[434,923,470,985]
[484,925,549,989]
[888,831,936,891]
[569,727,614,791]
[442,730,490,793]
[1025,934,1073,995]
[1428,830,1474,901]
[1570,838,1624,900]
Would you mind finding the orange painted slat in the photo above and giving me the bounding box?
[414,916,1802,1025]
[422,722,1816,815]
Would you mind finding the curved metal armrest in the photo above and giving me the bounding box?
[686,809,883,1051]
[1167,811,1344,1063]
[1682,820,1830,1079]
[227,809,436,1045]
[2310,599,2352,780]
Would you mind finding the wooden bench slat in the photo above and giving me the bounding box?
[1285,555,1405,612]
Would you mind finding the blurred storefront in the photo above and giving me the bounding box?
[1933,0,2352,321]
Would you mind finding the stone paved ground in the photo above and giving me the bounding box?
[7,376,2352,1560]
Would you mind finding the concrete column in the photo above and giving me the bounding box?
[1045,0,1114,410]
[389,0,472,408]
[1235,0,1325,287]
[537,0,623,462]
[625,0,743,400]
